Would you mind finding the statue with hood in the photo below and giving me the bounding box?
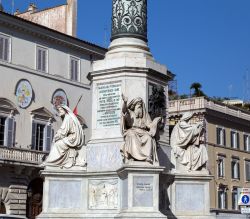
[42,105,85,169]
[120,94,161,164]
[170,112,208,172]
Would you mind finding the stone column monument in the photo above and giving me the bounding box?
[38,0,171,218]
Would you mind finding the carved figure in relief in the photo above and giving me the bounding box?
[42,105,85,169]
[170,112,208,171]
[120,94,161,164]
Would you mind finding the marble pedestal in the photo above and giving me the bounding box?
[170,172,215,219]
[116,164,167,218]
[37,168,121,219]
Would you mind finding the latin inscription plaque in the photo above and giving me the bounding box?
[133,176,153,207]
[96,81,121,128]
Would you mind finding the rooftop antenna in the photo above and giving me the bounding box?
[104,25,108,48]
[228,84,233,99]
[243,68,250,102]
[11,0,14,14]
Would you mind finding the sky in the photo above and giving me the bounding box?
[2,0,250,100]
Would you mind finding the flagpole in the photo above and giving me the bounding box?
[73,94,83,115]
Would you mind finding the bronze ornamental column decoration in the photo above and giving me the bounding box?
[111,0,147,42]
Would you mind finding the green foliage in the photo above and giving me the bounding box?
[190,82,206,97]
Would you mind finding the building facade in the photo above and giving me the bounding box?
[168,97,250,215]
[0,10,106,218]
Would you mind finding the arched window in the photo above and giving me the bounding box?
[26,178,43,219]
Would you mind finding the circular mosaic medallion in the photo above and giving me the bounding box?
[15,79,33,108]
[51,89,68,108]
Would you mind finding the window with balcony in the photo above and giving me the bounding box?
[31,107,53,152]
[70,56,80,81]
[36,46,48,73]
[232,187,238,210]
[244,134,250,152]
[216,127,226,146]
[0,98,17,147]
[32,122,51,151]
[231,158,240,179]
[245,160,250,181]
[231,130,239,149]
[218,186,227,209]
[0,34,10,62]
[217,156,225,178]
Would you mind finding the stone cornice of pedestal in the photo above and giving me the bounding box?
[117,164,165,176]
[92,54,166,73]
[88,66,171,83]
[170,172,213,181]
[40,169,118,177]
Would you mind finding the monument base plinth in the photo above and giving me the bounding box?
[116,164,167,218]
[170,172,215,219]
[37,169,121,219]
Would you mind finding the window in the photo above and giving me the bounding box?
[232,187,238,210]
[31,121,52,152]
[70,56,80,81]
[216,127,226,146]
[244,134,250,152]
[37,46,48,72]
[0,116,6,145]
[231,130,239,149]
[245,160,250,181]
[0,34,10,62]
[218,187,227,209]
[0,115,15,147]
[231,158,240,179]
[217,156,225,178]
[31,106,54,152]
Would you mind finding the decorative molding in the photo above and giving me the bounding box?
[111,0,147,41]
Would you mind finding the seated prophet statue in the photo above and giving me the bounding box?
[170,112,208,172]
[42,105,85,169]
[120,94,161,164]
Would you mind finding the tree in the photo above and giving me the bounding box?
[190,82,206,97]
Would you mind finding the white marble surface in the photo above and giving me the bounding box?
[48,180,82,209]
[87,143,123,171]
[170,173,214,218]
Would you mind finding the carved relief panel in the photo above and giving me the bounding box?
[88,179,118,209]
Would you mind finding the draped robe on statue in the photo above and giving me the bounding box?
[170,112,208,171]
[120,97,161,163]
[44,105,84,168]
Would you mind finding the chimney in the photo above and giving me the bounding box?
[66,0,77,37]
[27,3,37,13]
[14,9,20,15]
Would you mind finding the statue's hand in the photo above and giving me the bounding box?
[121,93,128,103]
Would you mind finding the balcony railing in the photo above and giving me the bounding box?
[0,146,48,166]
[169,97,250,121]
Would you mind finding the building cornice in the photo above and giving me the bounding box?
[0,11,107,57]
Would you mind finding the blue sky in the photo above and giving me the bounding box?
[2,0,250,100]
